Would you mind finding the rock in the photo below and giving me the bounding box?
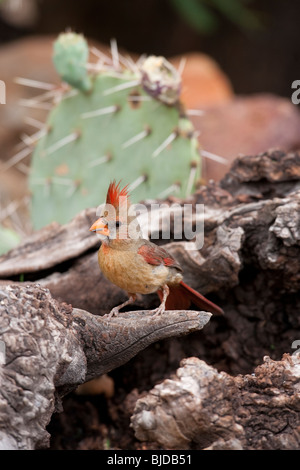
[170,52,233,107]
[192,94,300,181]
[0,35,60,163]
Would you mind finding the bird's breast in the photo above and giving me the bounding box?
[98,244,180,294]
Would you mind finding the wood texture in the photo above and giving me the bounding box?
[1,149,300,449]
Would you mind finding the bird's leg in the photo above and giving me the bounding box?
[152,284,169,316]
[108,293,137,318]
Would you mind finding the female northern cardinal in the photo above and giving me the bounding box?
[89,181,223,317]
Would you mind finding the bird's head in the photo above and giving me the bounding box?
[89,181,141,242]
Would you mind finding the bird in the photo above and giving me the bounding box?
[89,180,224,318]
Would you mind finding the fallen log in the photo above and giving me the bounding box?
[0,284,211,449]
[0,149,300,449]
[131,354,300,450]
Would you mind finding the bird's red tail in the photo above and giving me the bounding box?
[158,281,224,315]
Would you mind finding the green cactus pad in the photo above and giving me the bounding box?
[53,32,92,92]
[0,226,21,255]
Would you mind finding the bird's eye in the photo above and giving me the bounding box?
[115,221,121,228]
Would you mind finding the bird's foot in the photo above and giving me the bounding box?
[107,307,120,318]
[106,294,137,318]
[151,305,166,316]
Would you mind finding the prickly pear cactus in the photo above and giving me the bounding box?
[29,33,201,229]
[0,226,21,255]
[53,32,92,92]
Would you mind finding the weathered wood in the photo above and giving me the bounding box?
[1,150,300,450]
[131,354,300,450]
[0,208,97,276]
[0,284,211,449]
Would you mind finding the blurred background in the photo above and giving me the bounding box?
[0,0,300,251]
[0,0,299,96]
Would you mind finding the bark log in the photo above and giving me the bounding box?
[1,149,300,449]
[0,284,210,449]
[131,354,300,450]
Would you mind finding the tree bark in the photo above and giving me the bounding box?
[131,354,300,450]
[0,284,210,449]
[1,149,300,449]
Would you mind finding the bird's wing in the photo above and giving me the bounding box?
[137,242,182,272]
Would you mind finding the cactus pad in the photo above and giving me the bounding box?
[29,34,201,229]
[53,32,92,92]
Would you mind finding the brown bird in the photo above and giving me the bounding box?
[89,181,223,317]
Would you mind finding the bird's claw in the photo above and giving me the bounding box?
[107,308,119,318]
[151,306,166,317]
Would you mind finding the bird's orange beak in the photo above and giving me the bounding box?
[89,218,110,236]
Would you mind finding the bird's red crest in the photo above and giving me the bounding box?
[106,180,130,209]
